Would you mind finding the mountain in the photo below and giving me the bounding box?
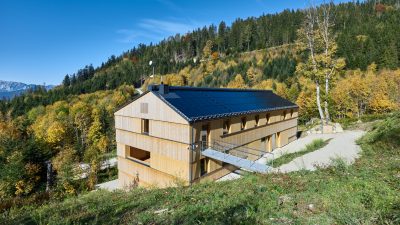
[0,80,54,100]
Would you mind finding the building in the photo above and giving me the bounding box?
[115,84,298,188]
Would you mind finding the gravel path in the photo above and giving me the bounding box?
[95,179,120,191]
[219,130,365,181]
[273,130,365,173]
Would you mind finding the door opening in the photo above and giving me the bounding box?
[200,158,209,176]
[200,124,209,150]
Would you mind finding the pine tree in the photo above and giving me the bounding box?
[62,75,70,87]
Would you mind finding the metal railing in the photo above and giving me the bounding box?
[200,139,274,167]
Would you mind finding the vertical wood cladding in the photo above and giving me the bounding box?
[116,91,298,188]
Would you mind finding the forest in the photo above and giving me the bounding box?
[0,0,399,207]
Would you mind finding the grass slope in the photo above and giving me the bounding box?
[272,138,331,168]
[3,114,400,225]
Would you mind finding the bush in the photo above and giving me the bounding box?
[359,112,400,147]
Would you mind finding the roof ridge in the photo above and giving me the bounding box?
[152,91,192,122]
[166,85,273,92]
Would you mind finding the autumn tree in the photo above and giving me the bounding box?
[296,1,345,125]
[246,66,262,84]
[227,74,248,89]
[84,108,109,189]
[52,146,78,195]
[202,40,214,59]
[70,102,92,157]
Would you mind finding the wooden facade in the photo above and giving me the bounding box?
[115,91,298,188]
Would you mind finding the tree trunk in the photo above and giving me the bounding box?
[324,77,330,123]
[45,161,53,192]
[316,82,325,126]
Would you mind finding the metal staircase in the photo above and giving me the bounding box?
[200,140,273,174]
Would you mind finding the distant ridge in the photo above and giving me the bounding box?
[0,80,54,100]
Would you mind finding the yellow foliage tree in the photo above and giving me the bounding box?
[227,74,248,89]
[275,83,289,99]
[52,146,78,194]
[253,79,274,90]
[46,121,67,145]
[202,40,213,59]
[331,66,399,118]
[246,66,262,84]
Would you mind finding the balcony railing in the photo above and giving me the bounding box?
[200,139,274,167]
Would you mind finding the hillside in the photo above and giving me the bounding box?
[0,0,400,215]
[0,86,135,200]
[3,113,400,224]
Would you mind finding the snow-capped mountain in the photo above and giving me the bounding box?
[0,80,54,99]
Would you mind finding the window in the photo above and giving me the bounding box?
[255,115,259,127]
[140,103,148,114]
[142,119,149,134]
[282,111,286,120]
[128,146,150,165]
[241,117,247,130]
[266,113,270,124]
[223,120,230,135]
[200,158,209,176]
[290,109,294,118]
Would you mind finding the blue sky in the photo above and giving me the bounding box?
[0,0,352,85]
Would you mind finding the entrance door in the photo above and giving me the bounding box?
[200,124,209,150]
[200,158,209,176]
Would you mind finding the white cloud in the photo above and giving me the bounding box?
[139,19,195,34]
[116,18,200,44]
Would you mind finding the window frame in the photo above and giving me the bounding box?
[127,146,151,166]
[141,119,149,135]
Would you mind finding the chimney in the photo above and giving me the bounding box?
[147,84,169,94]
[147,84,156,91]
[158,84,169,95]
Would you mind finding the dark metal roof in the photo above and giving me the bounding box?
[149,85,298,123]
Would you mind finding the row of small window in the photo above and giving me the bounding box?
[222,110,294,135]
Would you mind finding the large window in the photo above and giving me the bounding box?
[241,117,247,130]
[282,111,287,120]
[128,146,150,165]
[223,120,230,135]
[266,113,270,124]
[141,119,149,134]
